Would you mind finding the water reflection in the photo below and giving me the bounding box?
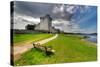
[81,34,97,43]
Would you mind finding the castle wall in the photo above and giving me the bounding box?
[39,18,50,31]
[35,15,58,33]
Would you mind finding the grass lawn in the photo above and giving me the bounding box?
[14,34,97,66]
[13,33,54,45]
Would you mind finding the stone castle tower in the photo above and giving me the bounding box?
[35,14,57,33]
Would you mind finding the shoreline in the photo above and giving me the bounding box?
[81,38,97,46]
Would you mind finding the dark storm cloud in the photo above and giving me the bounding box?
[14,1,54,18]
[14,1,74,20]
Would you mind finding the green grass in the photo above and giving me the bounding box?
[13,33,54,44]
[14,34,97,66]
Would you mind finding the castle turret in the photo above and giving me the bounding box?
[35,14,52,33]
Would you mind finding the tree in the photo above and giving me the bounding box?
[25,24,36,30]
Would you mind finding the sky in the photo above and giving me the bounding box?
[12,1,97,33]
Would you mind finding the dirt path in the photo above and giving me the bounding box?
[13,34,58,59]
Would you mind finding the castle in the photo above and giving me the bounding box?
[35,14,58,33]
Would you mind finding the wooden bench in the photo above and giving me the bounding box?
[33,43,55,55]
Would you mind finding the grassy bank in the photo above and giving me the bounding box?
[13,33,54,45]
[14,34,97,66]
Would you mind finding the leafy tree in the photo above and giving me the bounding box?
[25,24,36,30]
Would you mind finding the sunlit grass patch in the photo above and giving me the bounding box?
[14,34,97,66]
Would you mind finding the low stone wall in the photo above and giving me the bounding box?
[12,29,57,34]
[12,29,41,34]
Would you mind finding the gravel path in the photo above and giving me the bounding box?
[13,34,58,59]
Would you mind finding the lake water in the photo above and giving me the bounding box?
[81,34,97,43]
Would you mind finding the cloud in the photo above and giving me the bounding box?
[52,19,80,33]
[52,4,65,14]
[65,5,77,14]
[12,1,97,33]
[80,27,97,33]
[13,12,40,29]
[15,1,90,21]
[14,1,53,18]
